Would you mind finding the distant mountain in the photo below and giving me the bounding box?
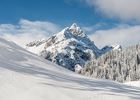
[101,44,122,54]
[26,23,116,71]
[81,44,140,83]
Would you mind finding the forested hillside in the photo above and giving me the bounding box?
[81,44,140,83]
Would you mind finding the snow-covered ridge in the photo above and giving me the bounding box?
[101,44,122,53]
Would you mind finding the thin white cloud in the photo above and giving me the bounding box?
[83,0,140,22]
[90,25,140,48]
[0,19,61,47]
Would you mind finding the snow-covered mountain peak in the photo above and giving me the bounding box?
[26,24,101,70]
[26,24,122,71]
[70,23,78,29]
[69,23,86,38]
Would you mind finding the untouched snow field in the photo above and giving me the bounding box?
[0,37,140,100]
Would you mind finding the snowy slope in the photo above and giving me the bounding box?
[0,37,140,100]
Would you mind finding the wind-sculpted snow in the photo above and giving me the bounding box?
[1,37,140,100]
[82,44,140,83]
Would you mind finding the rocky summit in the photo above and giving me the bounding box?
[26,23,119,71]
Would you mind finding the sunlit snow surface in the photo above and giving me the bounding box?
[125,81,140,88]
[0,37,140,100]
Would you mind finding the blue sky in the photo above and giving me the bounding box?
[0,0,119,26]
[0,0,140,48]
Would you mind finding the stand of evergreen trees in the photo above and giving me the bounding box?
[81,44,140,83]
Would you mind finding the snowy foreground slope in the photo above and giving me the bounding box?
[0,38,140,100]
